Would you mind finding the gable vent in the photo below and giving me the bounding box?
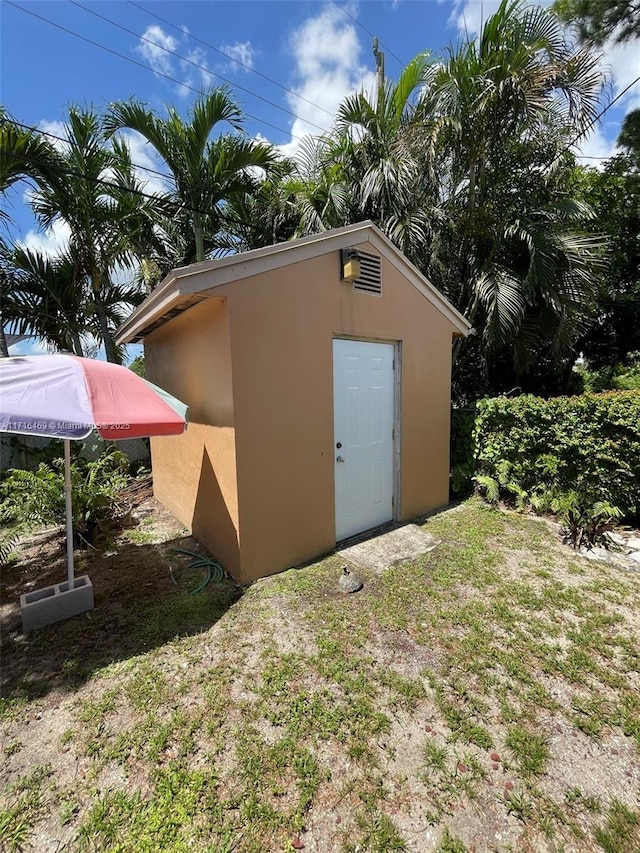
[353,251,382,295]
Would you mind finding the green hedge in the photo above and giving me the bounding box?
[452,392,640,519]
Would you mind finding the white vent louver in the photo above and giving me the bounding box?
[353,251,382,295]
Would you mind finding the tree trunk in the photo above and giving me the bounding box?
[92,283,120,364]
[193,213,205,263]
[0,326,9,358]
[0,290,9,357]
[71,330,84,357]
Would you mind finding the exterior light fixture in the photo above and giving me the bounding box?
[340,247,361,282]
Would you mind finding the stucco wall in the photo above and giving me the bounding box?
[213,239,456,582]
[144,298,241,575]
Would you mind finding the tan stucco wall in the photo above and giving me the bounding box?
[212,241,456,582]
[142,244,458,584]
[144,298,241,575]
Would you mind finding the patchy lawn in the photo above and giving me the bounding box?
[1,498,639,853]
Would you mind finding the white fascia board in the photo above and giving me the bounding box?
[115,277,181,344]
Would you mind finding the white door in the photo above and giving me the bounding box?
[333,338,395,541]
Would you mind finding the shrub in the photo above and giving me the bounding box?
[463,392,640,526]
[578,365,640,393]
[0,449,131,547]
[551,492,624,550]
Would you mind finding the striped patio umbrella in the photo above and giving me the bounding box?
[0,354,188,589]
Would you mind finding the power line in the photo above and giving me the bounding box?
[6,119,176,185]
[329,0,406,69]
[0,146,282,235]
[1,147,182,205]
[5,0,304,144]
[552,73,640,169]
[126,0,335,120]
[68,0,329,135]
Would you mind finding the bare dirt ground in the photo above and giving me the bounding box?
[1,495,639,853]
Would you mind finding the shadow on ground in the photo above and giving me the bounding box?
[0,530,243,702]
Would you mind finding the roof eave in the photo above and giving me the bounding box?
[116,221,472,343]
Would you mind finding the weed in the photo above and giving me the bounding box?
[0,805,32,852]
[437,826,468,852]
[565,788,601,814]
[0,697,26,722]
[0,765,53,852]
[123,529,157,545]
[378,669,427,710]
[124,663,168,711]
[3,497,640,851]
[345,809,407,852]
[59,797,80,826]
[505,726,550,776]
[423,740,449,775]
[60,728,75,746]
[594,799,640,853]
[77,687,119,723]
[3,740,22,757]
[501,787,534,821]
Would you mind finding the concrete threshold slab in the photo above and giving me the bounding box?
[338,524,440,574]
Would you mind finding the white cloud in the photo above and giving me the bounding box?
[135,24,178,78]
[573,125,618,165]
[9,337,50,355]
[220,41,256,72]
[601,37,640,114]
[190,47,216,87]
[450,0,639,116]
[38,119,68,151]
[134,25,219,97]
[19,220,71,258]
[449,0,504,35]
[117,130,170,195]
[279,3,376,156]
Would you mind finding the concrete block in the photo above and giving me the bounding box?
[339,524,441,574]
[20,575,94,632]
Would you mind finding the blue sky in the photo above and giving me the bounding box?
[1,0,639,355]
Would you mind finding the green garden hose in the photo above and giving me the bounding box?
[169,547,227,592]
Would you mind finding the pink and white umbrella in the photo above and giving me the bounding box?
[0,354,188,590]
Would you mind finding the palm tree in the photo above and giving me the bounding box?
[27,107,152,363]
[0,112,60,356]
[105,88,277,264]
[220,158,301,252]
[1,244,86,356]
[421,0,607,381]
[0,109,58,209]
[291,54,438,266]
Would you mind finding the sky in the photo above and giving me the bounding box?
[1,0,639,356]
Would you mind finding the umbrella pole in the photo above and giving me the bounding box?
[64,439,75,590]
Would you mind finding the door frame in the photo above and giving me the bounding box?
[332,335,402,536]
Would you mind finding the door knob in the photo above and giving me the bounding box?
[336,456,345,463]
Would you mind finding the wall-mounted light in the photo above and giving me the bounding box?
[340,247,361,282]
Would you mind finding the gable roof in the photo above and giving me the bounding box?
[115,221,472,344]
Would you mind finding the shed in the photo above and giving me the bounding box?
[116,221,471,583]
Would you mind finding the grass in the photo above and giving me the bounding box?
[436,827,468,852]
[504,726,550,777]
[595,800,640,853]
[1,498,639,852]
[0,765,53,852]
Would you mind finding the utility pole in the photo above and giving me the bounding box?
[372,37,385,92]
